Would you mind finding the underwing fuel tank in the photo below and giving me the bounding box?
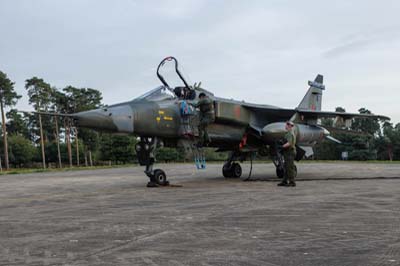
[262,122,329,145]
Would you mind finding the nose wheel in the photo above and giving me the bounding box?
[153,169,169,186]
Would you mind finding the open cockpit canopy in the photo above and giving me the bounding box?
[135,57,214,103]
[157,56,198,100]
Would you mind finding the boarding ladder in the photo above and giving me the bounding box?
[179,100,206,169]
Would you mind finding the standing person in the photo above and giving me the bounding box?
[192,92,215,147]
[278,121,297,187]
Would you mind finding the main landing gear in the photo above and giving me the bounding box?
[272,150,297,179]
[222,151,243,178]
[135,137,169,187]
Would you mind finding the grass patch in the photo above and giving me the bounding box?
[0,164,137,175]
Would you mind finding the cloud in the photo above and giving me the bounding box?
[323,27,400,58]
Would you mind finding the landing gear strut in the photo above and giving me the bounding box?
[222,151,243,178]
[135,137,169,187]
[272,150,297,179]
[273,151,285,179]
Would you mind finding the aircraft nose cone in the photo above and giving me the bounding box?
[74,105,134,133]
[74,109,118,131]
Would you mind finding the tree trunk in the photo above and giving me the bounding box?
[54,118,62,168]
[0,98,9,170]
[65,119,72,168]
[75,128,79,166]
[38,114,46,169]
[89,150,93,167]
[84,149,88,167]
[389,147,393,161]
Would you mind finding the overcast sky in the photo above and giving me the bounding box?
[1,0,399,123]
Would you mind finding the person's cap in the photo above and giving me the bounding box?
[199,92,206,97]
[286,121,294,127]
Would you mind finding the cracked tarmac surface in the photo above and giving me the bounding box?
[0,162,399,266]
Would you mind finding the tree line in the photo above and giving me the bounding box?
[0,70,398,169]
[314,107,399,161]
[0,71,141,169]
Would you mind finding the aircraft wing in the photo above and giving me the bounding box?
[323,126,374,136]
[295,109,390,121]
[242,104,389,122]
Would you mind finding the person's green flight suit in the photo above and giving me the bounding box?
[192,94,215,146]
[283,129,297,184]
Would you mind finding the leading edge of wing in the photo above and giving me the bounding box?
[240,104,296,119]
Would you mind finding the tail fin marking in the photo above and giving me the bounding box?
[298,74,324,111]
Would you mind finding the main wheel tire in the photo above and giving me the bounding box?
[232,163,242,178]
[222,163,233,178]
[276,167,284,179]
[153,169,168,186]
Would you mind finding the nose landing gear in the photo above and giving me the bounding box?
[153,169,168,186]
[136,137,169,187]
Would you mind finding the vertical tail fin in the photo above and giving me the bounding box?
[297,74,324,111]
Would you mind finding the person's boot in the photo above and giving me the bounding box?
[288,181,296,187]
[277,181,288,186]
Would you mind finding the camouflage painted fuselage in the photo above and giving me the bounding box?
[73,86,329,152]
[74,95,248,148]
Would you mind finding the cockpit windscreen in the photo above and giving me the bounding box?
[136,86,176,102]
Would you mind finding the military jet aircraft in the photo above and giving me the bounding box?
[38,56,389,187]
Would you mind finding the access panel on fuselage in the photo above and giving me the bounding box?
[214,101,250,125]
